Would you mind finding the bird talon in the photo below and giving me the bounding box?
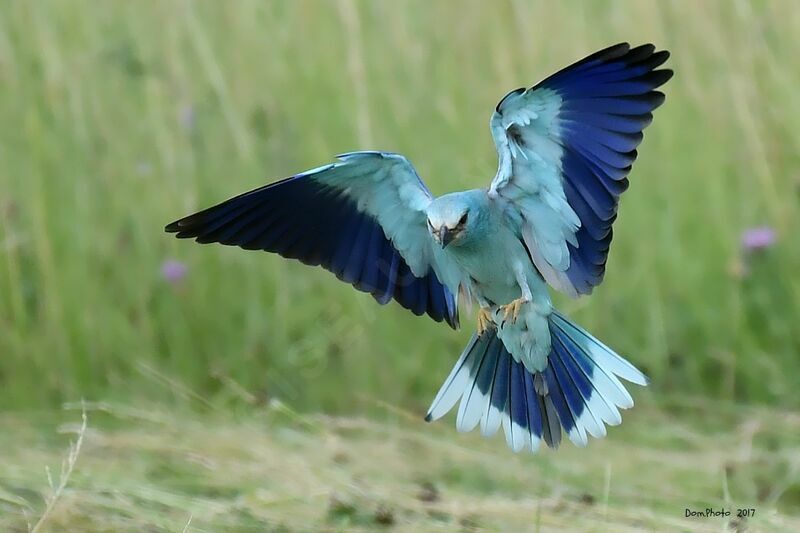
[500,298,527,324]
[476,307,494,335]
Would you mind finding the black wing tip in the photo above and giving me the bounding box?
[497,43,671,113]
[571,41,661,64]
[600,43,672,76]
[656,69,675,86]
[648,69,675,88]
[583,41,671,67]
[646,50,671,68]
[165,213,205,238]
[424,413,433,422]
[590,42,631,62]
[650,91,667,109]
[165,219,192,234]
[530,42,672,95]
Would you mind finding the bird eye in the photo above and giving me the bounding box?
[458,212,469,225]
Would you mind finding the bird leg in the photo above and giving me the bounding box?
[501,263,532,324]
[501,297,528,323]
[476,307,494,336]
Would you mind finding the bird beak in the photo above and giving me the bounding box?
[438,226,454,248]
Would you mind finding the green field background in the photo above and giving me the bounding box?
[3,0,798,412]
[1,1,799,529]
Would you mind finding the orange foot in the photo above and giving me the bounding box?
[501,297,527,324]
[476,307,494,335]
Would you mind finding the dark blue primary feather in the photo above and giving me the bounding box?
[165,160,459,328]
[535,43,672,293]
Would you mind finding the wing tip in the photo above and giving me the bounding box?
[165,215,199,236]
[650,69,675,88]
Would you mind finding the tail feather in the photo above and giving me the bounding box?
[537,389,561,449]
[545,363,587,446]
[551,311,648,386]
[505,362,528,452]
[482,344,511,437]
[424,335,482,422]
[426,310,647,453]
[553,334,610,436]
[555,324,623,425]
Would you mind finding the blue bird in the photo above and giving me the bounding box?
[166,43,672,453]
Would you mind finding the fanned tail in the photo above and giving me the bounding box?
[425,310,648,453]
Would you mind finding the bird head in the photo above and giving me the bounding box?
[426,192,479,249]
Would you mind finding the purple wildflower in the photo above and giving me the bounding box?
[161,259,188,283]
[741,226,776,252]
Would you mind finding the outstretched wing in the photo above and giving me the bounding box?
[166,151,460,328]
[489,43,672,296]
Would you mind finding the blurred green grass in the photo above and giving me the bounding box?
[1,400,799,531]
[3,2,800,530]
[1,0,799,416]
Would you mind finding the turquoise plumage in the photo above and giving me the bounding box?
[167,43,672,453]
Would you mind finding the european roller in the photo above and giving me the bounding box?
[167,43,672,453]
